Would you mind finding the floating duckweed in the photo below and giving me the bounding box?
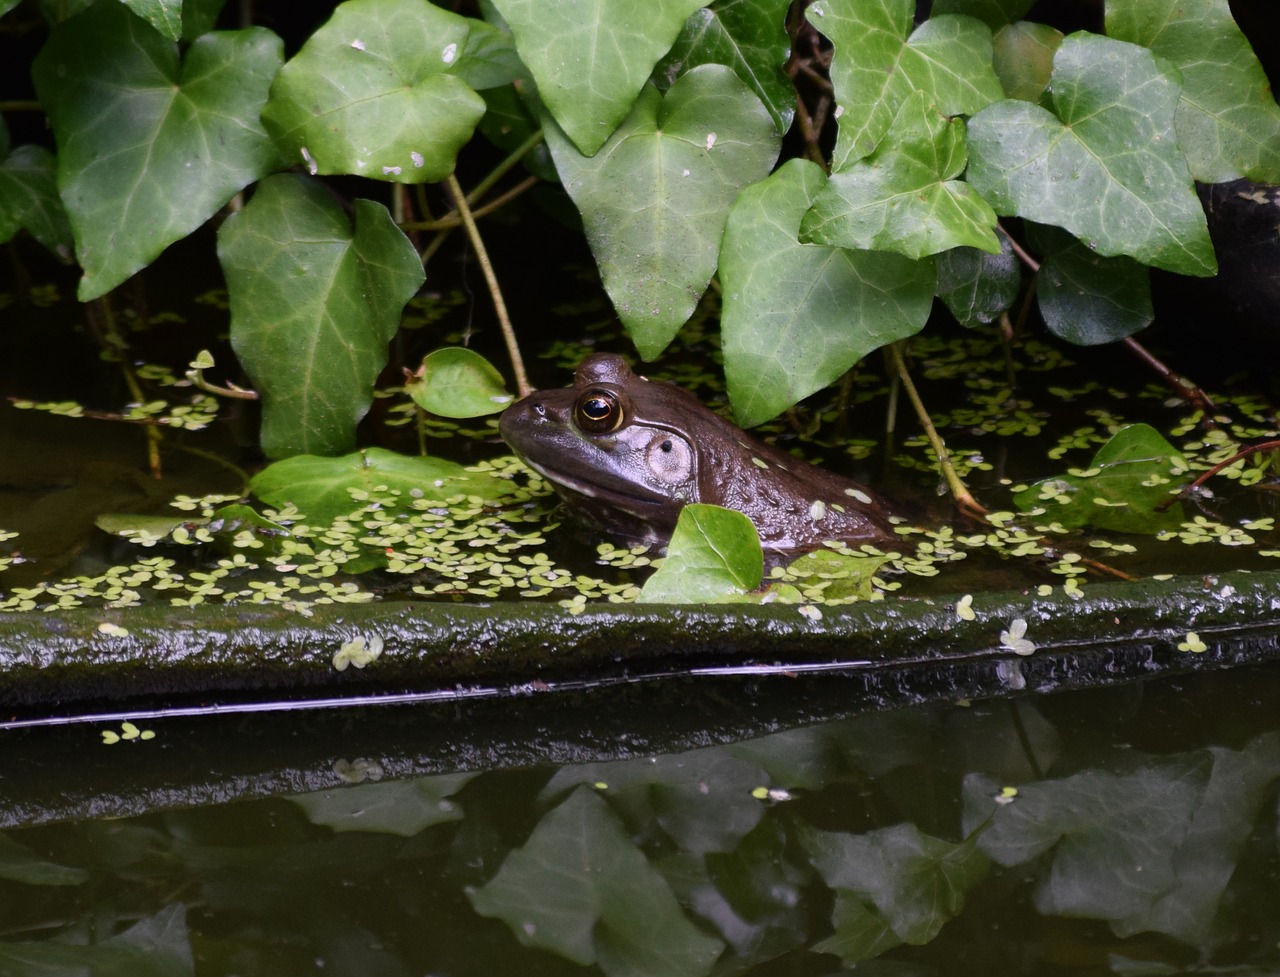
[955,594,976,621]
[999,618,1036,656]
[1177,631,1208,653]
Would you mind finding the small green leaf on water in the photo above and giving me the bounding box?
[1177,631,1208,653]
[999,618,1036,656]
[101,730,120,745]
[333,635,384,671]
[638,504,763,603]
[406,347,512,418]
[1012,423,1188,534]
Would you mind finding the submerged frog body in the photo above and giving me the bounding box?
[499,353,896,553]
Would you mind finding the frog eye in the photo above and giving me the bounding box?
[576,389,623,433]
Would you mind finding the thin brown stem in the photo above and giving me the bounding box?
[1123,336,1218,416]
[888,342,985,517]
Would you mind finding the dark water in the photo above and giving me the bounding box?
[3,657,1280,976]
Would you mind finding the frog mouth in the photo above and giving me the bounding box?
[521,458,671,510]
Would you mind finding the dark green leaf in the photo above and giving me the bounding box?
[655,0,795,135]
[262,0,493,184]
[545,65,779,360]
[1107,0,1280,184]
[490,0,705,156]
[292,773,477,836]
[0,832,88,886]
[812,0,1003,167]
[470,786,724,976]
[936,237,1021,327]
[1029,224,1152,346]
[542,750,767,854]
[32,3,283,300]
[992,21,1061,101]
[0,904,192,977]
[639,504,764,603]
[929,0,1035,30]
[966,33,1217,278]
[406,348,514,418]
[218,174,425,458]
[802,822,990,962]
[802,90,1001,258]
[963,734,1280,941]
[249,448,515,524]
[1012,423,1187,534]
[0,144,73,258]
[720,159,934,427]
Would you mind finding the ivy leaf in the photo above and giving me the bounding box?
[720,159,934,428]
[0,833,88,886]
[639,504,764,603]
[218,174,425,459]
[490,0,705,156]
[120,0,182,41]
[470,786,725,976]
[929,0,1036,30]
[262,0,497,184]
[545,65,779,360]
[32,3,283,301]
[1012,423,1187,534]
[801,822,990,963]
[655,0,795,136]
[0,144,73,259]
[1107,0,1280,185]
[935,236,1021,327]
[405,347,514,418]
[1028,223,1152,346]
[810,0,1003,167]
[966,33,1217,278]
[991,21,1061,102]
[292,773,477,836]
[0,904,192,976]
[249,448,516,524]
[802,91,1000,258]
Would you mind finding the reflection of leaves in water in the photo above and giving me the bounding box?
[800,821,990,963]
[291,773,477,836]
[470,785,724,977]
[961,731,1280,943]
[0,903,191,976]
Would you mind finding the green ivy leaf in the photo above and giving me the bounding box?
[810,0,1003,167]
[249,447,515,524]
[0,833,88,886]
[471,786,725,975]
[935,237,1021,327]
[991,21,1061,101]
[545,64,779,360]
[0,904,192,975]
[929,0,1035,30]
[655,0,795,136]
[0,144,73,258]
[802,90,1001,258]
[218,174,425,459]
[966,33,1217,278]
[1028,223,1152,346]
[32,3,283,300]
[406,347,514,418]
[120,0,182,41]
[720,159,934,428]
[639,504,764,603]
[491,0,704,156]
[802,822,990,963]
[292,774,477,836]
[262,0,497,184]
[1012,423,1187,534]
[1107,0,1280,184]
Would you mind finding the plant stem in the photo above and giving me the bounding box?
[94,297,165,479]
[888,342,985,517]
[445,173,530,398]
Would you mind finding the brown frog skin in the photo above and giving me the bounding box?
[499,353,897,552]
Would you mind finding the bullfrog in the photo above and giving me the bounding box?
[499,353,897,552]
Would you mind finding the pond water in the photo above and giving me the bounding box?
[3,656,1280,976]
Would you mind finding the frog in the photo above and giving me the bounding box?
[499,353,897,553]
